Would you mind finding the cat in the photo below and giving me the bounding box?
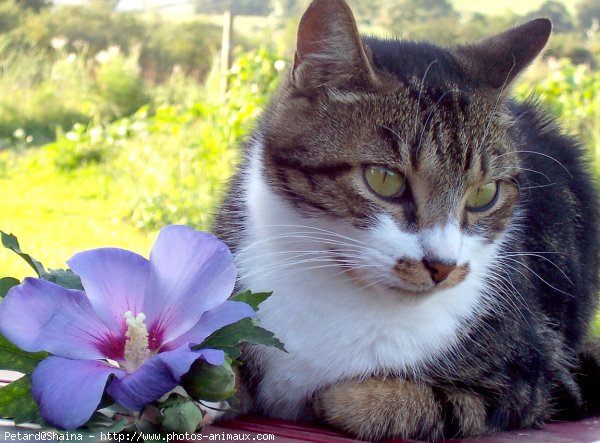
[213,0,600,441]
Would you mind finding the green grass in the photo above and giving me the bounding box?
[0,163,156,280]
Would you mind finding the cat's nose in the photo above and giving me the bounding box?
[422,260,456,284]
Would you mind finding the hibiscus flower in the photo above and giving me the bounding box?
[0,225,254,429]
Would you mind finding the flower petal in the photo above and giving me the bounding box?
[161,301,255,351]
[194,348,225,366]
[31,356,124,430]
[143,225,237,344]
[67,248,151,330]
[106,347,225,411]
[0,279,124,360]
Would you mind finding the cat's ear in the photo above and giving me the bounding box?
[291,0,378,93]
[454,18,551,90]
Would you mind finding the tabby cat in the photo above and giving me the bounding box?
[213,0,600,440]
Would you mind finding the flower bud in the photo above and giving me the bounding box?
[182,359,236,402]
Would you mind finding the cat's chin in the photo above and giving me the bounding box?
[382,283,437,298]
[374,278,470,299]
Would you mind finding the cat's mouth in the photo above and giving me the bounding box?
[387,263,471,295]
[330,248,470,296]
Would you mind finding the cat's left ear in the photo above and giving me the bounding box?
[291,0,379,94]
[453,18,551,90]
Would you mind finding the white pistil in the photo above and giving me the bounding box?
[123,311,151,372]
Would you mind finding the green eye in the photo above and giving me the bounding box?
[364,165,405,199]
[466,181,499,211]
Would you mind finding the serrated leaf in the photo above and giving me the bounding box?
[0,375,44,424]
[0,333,48,374]
[196,318,286,354]
[244,324,286,352]
[0,277,19,299]
[161,400,203,433]
[219,346,242,360]
[46,269,84,290]
[0,231,47,278]
[230,290,272,311]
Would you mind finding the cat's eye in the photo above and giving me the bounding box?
[363,165,406,199]
[466,181,499,211]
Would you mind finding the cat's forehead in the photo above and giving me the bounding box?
[363,37,473,92]
[316,83,514,179]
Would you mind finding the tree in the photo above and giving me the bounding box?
[346,0,384,25]
[576,0,600,30]
[194,0,273,16]
[273,0,310,17]
[0,1,22,33]
[383,0,455,27]
[15,0,51,11]
[535,1,573,32]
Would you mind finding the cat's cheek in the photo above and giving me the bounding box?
[459,234,497,270]
[364,213,424,262]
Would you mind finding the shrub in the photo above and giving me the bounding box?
[95,46,149,118]
[515,58,600,165]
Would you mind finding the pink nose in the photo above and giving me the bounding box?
[423,260,456,284]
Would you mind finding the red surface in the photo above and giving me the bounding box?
[1,414,599,442]
[209,415,600,443]
[2,371,599,441]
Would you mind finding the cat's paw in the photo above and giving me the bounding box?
[442,390,487,437]
[312,378,442,441]
[312,378,487,442]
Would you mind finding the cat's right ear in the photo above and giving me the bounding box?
[291,0,378,94]
[453,18,552,90]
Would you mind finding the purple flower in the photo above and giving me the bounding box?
[0,225,254,430]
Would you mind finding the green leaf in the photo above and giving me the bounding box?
[0,375,44,424]
[244,324,286,352]
[46,268,84,290]
[0,231,48,278]
[0,277,19,299]
[160,400,203,433]
[0,333,48,374]
[230,290,272,311]
[0,232,83,291]
[196,318,286,356]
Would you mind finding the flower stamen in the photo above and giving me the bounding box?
[123,311,151,372]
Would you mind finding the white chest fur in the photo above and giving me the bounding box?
[235,144,497,419]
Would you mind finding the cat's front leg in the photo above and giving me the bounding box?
[312,378,487,442]
[577,336,600,417]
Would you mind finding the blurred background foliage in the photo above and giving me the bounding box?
[0,0,599,333]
